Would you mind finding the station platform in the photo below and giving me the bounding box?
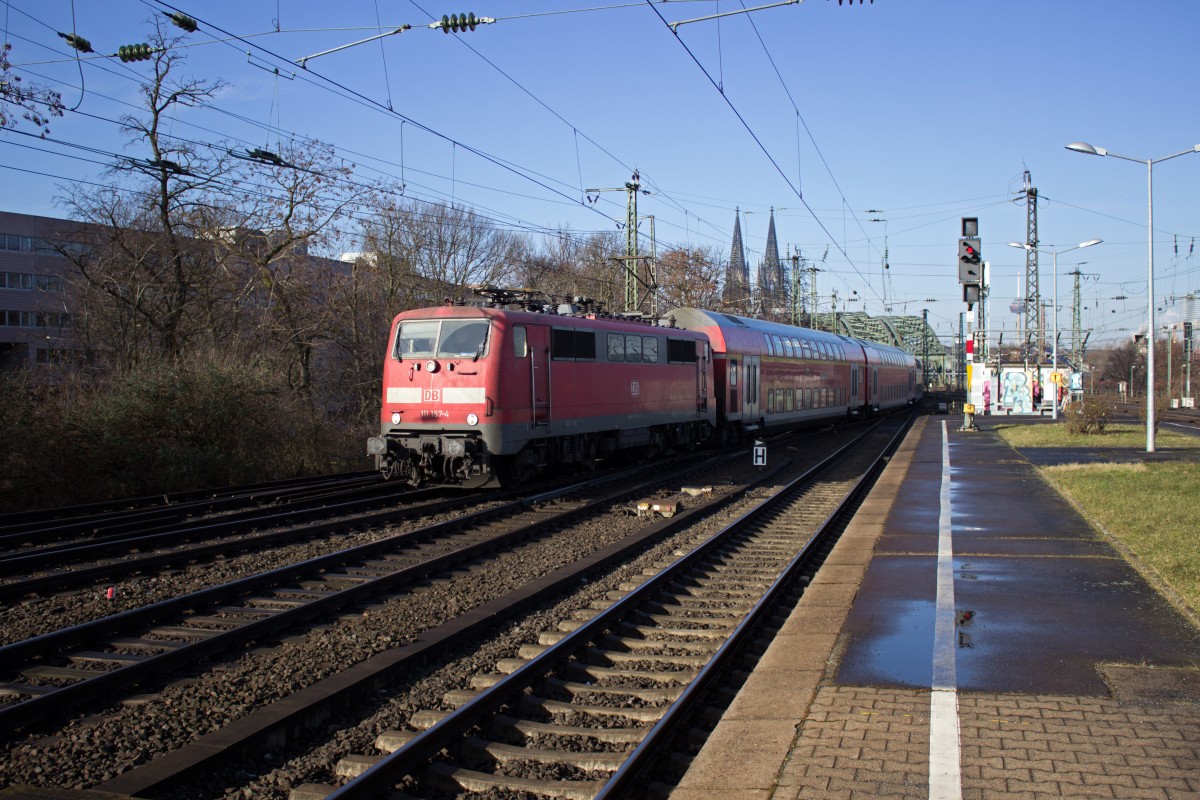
[672,414,1200,800]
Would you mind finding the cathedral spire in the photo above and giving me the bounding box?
[723,208,751,311]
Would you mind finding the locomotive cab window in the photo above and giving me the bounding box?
[437,320,489,358]
[394,319,490,360]
[394,320,439,358]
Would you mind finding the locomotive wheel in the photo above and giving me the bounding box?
[496,449,537,487]
[579,438,598,472]
[400,460,423,488]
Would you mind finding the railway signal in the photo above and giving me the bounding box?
[958,238,982,283]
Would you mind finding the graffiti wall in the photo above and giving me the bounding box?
[1000,369,1033,414]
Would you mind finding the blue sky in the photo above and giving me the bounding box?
[3,0,1199,348]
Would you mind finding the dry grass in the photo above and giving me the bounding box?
[992,422,1195,449]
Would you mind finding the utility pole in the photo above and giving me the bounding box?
[808,261,820,329]
[1021,170,1042,367]
[1070,267,1086,372]
[958,312,966,391]
[922,308,930,387]
[586,171,654,314]
[788,248,807,326]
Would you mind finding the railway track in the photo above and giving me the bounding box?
[300,415,908,800]
[0,471,383,535]
[0,481,471,601]
[1108,400,1200,429]
[0,450,749,732]
[0,418,905,797]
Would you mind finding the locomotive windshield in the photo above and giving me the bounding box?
[395,319,490,360]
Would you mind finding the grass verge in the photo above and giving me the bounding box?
[994,424,1200,623]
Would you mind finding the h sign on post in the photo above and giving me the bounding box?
[752,440,767,467]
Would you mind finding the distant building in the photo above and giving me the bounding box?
[0,209,349,376]
[0,211,87,371]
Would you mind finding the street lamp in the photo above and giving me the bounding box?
[1008,239,1102,420]
[1066,140,1200,452]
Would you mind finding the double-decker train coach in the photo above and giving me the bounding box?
[368,290,716,487]
[664,308,921,435]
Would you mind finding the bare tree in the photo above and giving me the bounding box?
[214,139,357,395]
[568,231,624,311]
[0,42,64,137]
[325,194,524,420]
[656,245,724,311]
[1096,340,1144,394]
[57,17,232,368]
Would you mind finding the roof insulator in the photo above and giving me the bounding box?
[58,32,94,53]
[166,12,199,33]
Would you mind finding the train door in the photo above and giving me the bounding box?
[850,363,860,409]
[871,366,879,408]
[726,357,739,420]
[697,341,710,411]
[743,355,760,420]
[511,324,551,425]
[530,325,551,424]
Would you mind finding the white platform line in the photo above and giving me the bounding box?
[929,421,962,800]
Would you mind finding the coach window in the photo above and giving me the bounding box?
[785,389,794,412]
[607,333,625,362]
[729,359,738,386]
[764,335,774,356]
[782,338,794,358]
[642,336,658,363]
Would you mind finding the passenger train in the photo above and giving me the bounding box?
[367,288,922,487]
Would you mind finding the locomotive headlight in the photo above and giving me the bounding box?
[391,412,401,424]
[466,413,479,426]
[425,359,439,373]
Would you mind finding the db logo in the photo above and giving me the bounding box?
[630,380,640,397]
[423,388,441,402]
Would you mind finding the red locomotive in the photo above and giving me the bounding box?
[367,289,922,487]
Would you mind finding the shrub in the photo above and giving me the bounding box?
[1064,396,1112,435]
[0,353,365,513]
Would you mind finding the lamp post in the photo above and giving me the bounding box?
[1008,239,1102,420]
[1066,141,1200,452]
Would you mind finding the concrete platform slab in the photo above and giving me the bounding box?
[671,415,1200,800]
